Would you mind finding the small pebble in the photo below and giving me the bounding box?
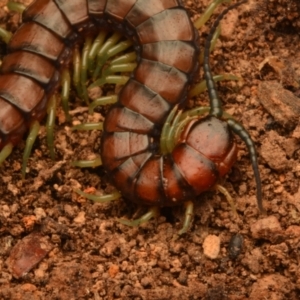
[203,235,220,259]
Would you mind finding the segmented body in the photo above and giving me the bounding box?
[0,0,239,208]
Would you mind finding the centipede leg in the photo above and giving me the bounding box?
[92,32,122,80]
[178,201,194,235]
[110,51,137,65]
[80,36,93,103]
[89,95,118,113]
[88,31,108,73]
[46,95,57,160]
[73,46,84,102]
[61,68,71,122]
[189,74,241,98]
[102,62,137,77]
[72,122,103,131]
[0,143,13,166]
[6,1,26,13]
[160,105,179,155]
[75,188,121,203]
[118,207,160,227]
[0,27,12,44]
[71,157,102,168]
[89,74,129,89]
[165,110,183,153]
[22,120,40,178]
[194,0,232,29]
[215,184,237,216]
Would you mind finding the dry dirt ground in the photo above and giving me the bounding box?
[0,0,299,299]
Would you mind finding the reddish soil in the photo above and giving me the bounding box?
[0,0,299,299]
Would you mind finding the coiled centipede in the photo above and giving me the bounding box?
[0,0,263,234]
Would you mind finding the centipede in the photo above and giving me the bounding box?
[0,0,263,234]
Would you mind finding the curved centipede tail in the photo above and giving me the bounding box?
[227,119,264,213]
[204,0,248,117]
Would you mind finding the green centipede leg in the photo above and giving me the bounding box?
[80,36,93,104]
[71,157,102,168]
[189,74,241,98]
[165,109,183,153]
[89,75,129,89]
[0,143,13,165]
[194,0,231,29]
[73,46,83,100]
[0,27,12,44]
[88,30,108,72]
[22,120,40,178]
[171,107,211,147]
[179,106,210,120]
[105,39,133,61]
[178,201,194,235]
[102,62,137,77]
[215,184,237,216]
[89,95,118,114]
[7,1,26,13]
[160,105,179,155]
[110,51,137,65]
[61,68,71,122]
[46,95,57,160]
[75,188,121,203]
[92,38,133,79]
[72,122,103,131]
[118,207,160,227]
[92,32,122,80]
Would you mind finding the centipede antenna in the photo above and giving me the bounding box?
[226,119,264,212]
[204,0,247,117]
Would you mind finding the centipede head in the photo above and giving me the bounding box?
[173,115,238,195]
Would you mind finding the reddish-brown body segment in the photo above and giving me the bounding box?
[0,0,237,207]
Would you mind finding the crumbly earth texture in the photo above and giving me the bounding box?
[0,0,299,299]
